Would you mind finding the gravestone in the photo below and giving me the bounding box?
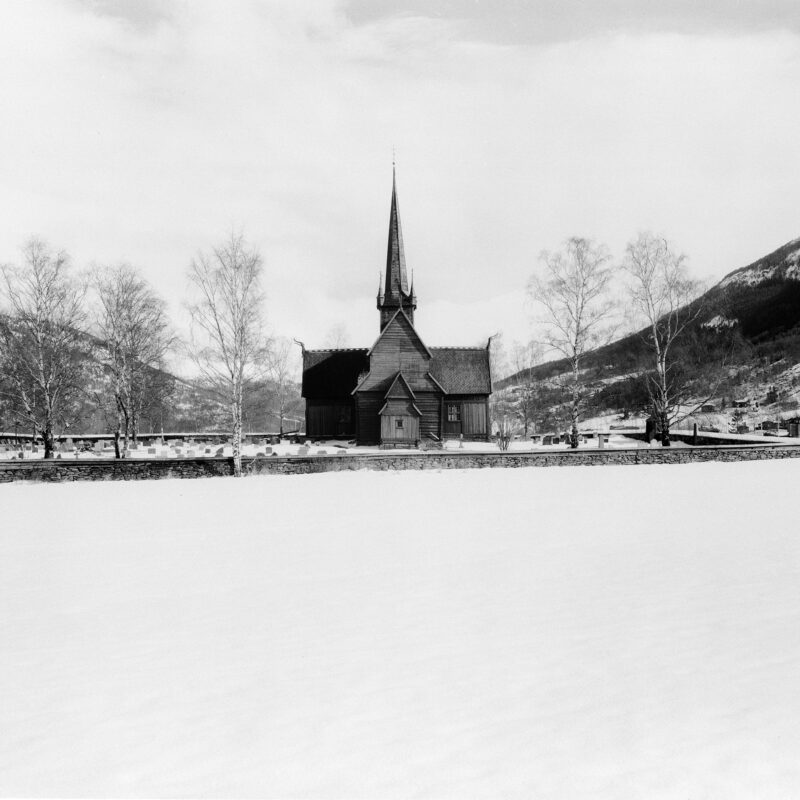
[215,447,225,457]
[65,437,74,450]
[297,446,309,456]
[264,446,272,455]
[147,447,157,455]
[542,435,553,446]
[317,449,327,455]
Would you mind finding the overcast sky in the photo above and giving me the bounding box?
[1,0,799,367]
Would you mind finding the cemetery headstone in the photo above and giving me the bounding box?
[297,446,309,456]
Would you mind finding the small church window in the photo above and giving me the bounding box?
[396,418,404,429]
[447,404,461,422]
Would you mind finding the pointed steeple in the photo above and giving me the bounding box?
[378,163,417,330]
[385,165,409,297]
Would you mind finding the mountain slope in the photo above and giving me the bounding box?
[500,235,800,390]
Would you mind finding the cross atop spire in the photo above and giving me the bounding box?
[378,163,417,330]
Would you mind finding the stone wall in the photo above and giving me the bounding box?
[0,457,232,483]
[3,444,800,483]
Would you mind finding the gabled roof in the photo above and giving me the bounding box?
[429,348,492,394]
[385,372,416,400]
[367,307,432,357]
[301,348,368,398]
[354,370,441,395]
[379,399,422,416]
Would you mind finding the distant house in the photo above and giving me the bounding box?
[700,403,716,413]
[733,398,759,410]
[300,170,492,446]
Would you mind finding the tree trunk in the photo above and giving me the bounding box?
[569,402,579,449]
[43,423,55,460]
[570,362,580,448]
[113,414,122,459]
[659,407,671,447]
[232,395,243,478]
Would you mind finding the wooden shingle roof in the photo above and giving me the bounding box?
[301,349,368,398]
[429,348,492,394]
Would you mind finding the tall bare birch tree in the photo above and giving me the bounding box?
[0,239,88,458]
[623,232,703,446]
[187,233,265,477]
[529,237,614,448]
[93,264,173,457]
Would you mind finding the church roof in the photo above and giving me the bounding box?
[429,348,492,394]
[385,372,417,399]
[301,343,491,398]
[301,348,368,398]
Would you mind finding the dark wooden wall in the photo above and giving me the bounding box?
[441,395,490,440]
[356,393,383,444]
[416,392,441,440]
[306,398,356,438]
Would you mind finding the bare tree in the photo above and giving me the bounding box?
[0,239,89,458]
[187,232,266,477]
[323,323,350,349]
[488,333,519,450]
[623,232,704,446]
[510,340,542,437]
[266,336,302,435]
[93,264,173,457]
[529,237,615,448]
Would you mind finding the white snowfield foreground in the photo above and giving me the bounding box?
[2,462,799,798]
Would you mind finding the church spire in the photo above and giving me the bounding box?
[378,163,417,330]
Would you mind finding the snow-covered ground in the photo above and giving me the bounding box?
[2,462,800,798]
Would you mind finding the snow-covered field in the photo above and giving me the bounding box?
[2,462,800,798]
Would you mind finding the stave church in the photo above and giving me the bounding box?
[301,170,492,446]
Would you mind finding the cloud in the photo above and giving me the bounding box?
[76,0,175,34]
[0,1,799,363]
[345,0,800,44]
